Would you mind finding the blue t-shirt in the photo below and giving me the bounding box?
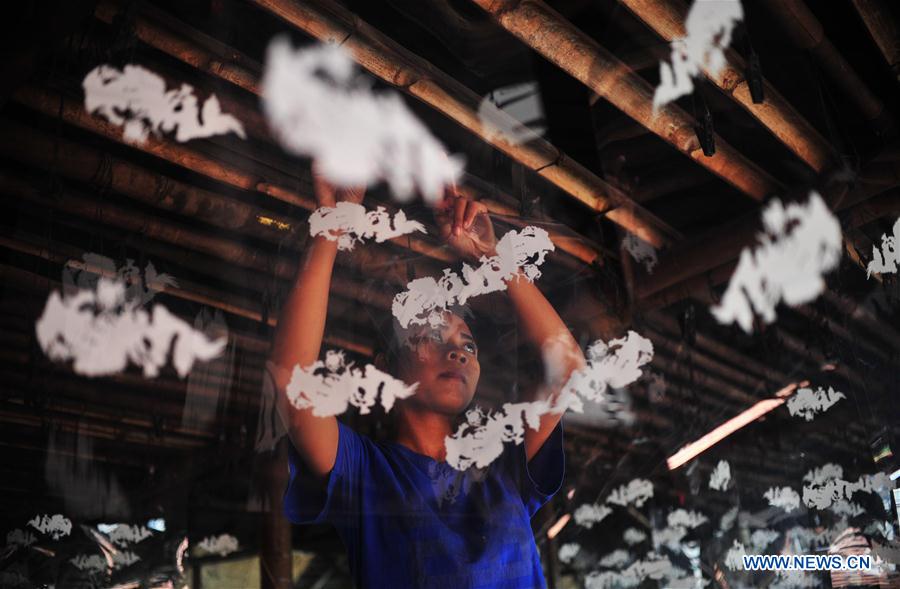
[283,418,566,588]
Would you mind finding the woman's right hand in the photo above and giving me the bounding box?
[312,165,366,208]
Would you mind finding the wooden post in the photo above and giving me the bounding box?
[260,437,292,589]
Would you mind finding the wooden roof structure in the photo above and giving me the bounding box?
[1,0,899,587]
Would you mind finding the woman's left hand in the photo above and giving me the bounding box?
[434,187,498,262]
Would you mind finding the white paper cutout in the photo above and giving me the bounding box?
[83,64,245,144]
[477,82,545,146]
[764,486,801,512]
[624,527,648,545]
[63,253,177,307]
[770,570,821,589]
[392,226,555,329]
[586,552,693,589]
[607,479,655,509]
[623,233,658,273]
[787,386,846,421]
[6,529,36,548]
[709,460,732,491]
[599,549,632,568]
[751,529,780,551]
[711,192,843,332]
[444,332,652,470]
[802,464,890,510]
[70,550,140,573]
[866,217,900,278]
[804,463,844,485]
[724,539,747,571]
[309,203,427,251]
[100,524,153,547]
[28,514,72,540]
[197,534,239,557]
[559,542,581,564]
[35,276,227,378]
[829,500,865,518]
[654,510,708,550]
[574,504,613,529]
[653,0,744,110]
[719,506,738,532]
[285,350,418,417]
[260,38,463,202]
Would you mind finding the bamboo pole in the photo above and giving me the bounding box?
[850,0,900,81]
[617,0,835,173]
[760,0,894,131]
[150,0,679,247]
[468,0,780,201]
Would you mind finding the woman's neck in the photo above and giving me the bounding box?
[392,407,457,462]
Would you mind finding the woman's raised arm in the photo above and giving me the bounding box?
[268,173,364,480]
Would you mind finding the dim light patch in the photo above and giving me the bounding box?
[27,514,72,540]
[750,528,780,551]
[709,460,732,491]
[197,534,239,558]
[285,350,418,417]
[711,192,842,332]
[476,83,545,146]
[6,529,36,548]
[35,276,226,378]
[83,64,245,144]
[260,38,463,203]
[719,506,738,532]
[787,386,846,421]
[308,203,426,251]
[653,0,743,110]
[256,215,292,231]
[866,217,900,278]
[392,226,555,329]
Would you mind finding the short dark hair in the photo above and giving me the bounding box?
[370,304,478,377]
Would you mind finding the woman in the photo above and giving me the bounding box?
[267,171,586,588]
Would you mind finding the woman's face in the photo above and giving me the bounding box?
[394,312,480,416]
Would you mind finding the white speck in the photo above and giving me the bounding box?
[260,38,463,202]
[83,64,245,144]
[750,528,780,551]
[711,192,843,332]
[724,539,747,571]
[599,549,632,568]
